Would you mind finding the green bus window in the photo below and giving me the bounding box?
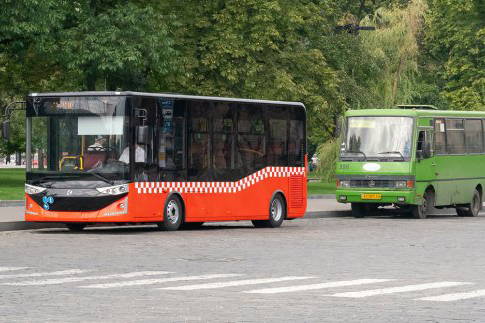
[434,118,446,154]
[464,119,484,154]
[446,119,466,154]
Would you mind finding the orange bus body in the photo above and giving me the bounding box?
[25,165,307,224]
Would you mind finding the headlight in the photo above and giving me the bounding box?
[96,184,129,195]
[25,184,47,195]
[395,181,407,188]
[340,180,350,188]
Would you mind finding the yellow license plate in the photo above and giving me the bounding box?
[361,194,381,200]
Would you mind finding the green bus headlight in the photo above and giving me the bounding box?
[395,181,407,188]
[340,180,350,188]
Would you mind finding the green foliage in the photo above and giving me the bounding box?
[426,0,485,110]
[314,139,340,182]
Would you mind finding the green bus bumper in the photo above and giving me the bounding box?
[335,189,419,205]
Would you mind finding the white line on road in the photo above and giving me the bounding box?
[418,289,485,302]
[0,269,89,279]
[79,274,244,289]
[160,276,315,291]
[244,279,391,294]
[330,282,472,298]
[3,271,170,286]
[0,267,29,272]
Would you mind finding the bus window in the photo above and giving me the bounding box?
[289,106,305,166]
[464,119,484,154]
[188,101,210,180]
[237,104,266,176]
[212,103,235,172]
[434,118,447,154]
[267,106,288,166]
[446,119,466,154]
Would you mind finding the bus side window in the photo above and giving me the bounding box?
[434,118,447,154]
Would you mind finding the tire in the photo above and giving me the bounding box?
[180,222,204,230]
[461,190,481,217]
[351,203,367,218]
[66,223,86,232]
[157,196,183,231]
[252,194,286,228]
[412,191,431,219]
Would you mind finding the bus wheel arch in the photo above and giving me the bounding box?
[157,192,184,231]
[271,190,288,219]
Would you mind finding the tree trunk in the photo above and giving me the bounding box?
[392,54,405,105]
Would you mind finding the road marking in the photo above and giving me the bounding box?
[79,274,244,289]
[244,279,391,294]
[418,289,485,302]
[330,282,472,298]
[3,271,170,286]
[160,276,315,291]
[0,269,89,279]
[0,267,29,272]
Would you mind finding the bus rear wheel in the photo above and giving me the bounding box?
[458,190,481,217]
[252,194,286,228]
[66,223,86,232]
[157,196,183,231]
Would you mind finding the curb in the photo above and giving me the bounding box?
[0,200,24,207]
[0,222,64,232]
[307,194,335,199]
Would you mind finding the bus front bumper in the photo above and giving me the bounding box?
[335,189,419,205]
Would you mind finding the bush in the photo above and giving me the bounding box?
[314,139,339,183]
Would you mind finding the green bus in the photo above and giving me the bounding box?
[335,105,485,219]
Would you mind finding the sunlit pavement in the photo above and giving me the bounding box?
[1,204,485,322]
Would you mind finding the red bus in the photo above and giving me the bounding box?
[21,92,307,231]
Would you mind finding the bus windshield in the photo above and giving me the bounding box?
[27,96,130,184]
[340,116,414,161]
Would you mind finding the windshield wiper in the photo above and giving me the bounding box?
[378,151,405,161]
[343,150,367,161]
[89,171,114,185]
[31,175,82,186]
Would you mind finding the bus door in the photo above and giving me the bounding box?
[415,128,439,203]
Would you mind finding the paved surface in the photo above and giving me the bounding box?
[1,207,485,322]
[0,199,350,231]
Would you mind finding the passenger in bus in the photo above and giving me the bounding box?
[119,144,146,164]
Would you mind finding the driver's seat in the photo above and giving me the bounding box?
[83,151,107,170]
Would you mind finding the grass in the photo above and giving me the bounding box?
[307,181,335,195]
[0,168,334,200]
[0,168,25,200]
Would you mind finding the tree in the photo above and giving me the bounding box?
[426,0,485,110]
[359,0,428,108]
[157,0,345,148]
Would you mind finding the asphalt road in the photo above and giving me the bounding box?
[1,209,485,322]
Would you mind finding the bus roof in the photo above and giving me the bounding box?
[28,91,305,109]
[345,108,485,118]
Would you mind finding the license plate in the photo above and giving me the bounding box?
[361,193,381,200]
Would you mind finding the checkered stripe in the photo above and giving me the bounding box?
[134,167,305,194]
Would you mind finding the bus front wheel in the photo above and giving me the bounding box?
[157,196,183,231]
[66,223,86,232]
[351,203,367,218]
[412,191,431,219]
[252,194,286,228]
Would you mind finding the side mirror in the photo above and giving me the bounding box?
[2,120,11,140]
[136,126,149,145]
